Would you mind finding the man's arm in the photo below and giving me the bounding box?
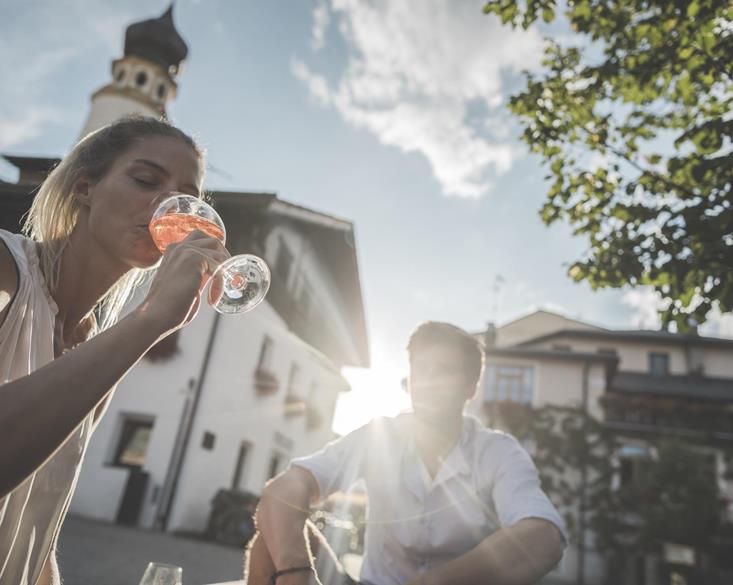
[410,517,564,585]
[255,466,321,580]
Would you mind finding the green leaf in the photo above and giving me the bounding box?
[483,0,733,326]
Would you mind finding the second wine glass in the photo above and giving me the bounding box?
[149,193,271,314]
[138,562,182,585]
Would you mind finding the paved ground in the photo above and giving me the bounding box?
[58,515,245,585]
[58,515,564,585]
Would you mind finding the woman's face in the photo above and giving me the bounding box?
[81,135,202,269]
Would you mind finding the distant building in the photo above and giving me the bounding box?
[0,6,369,534]
[470,310,733,585]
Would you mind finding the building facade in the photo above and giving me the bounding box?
[469,310,733,585]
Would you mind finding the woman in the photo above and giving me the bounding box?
[0,116,229,585]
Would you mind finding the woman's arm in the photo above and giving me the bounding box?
[0,307,163,496]
[0,231,228,497]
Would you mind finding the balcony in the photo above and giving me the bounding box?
[253,368,279,396]
[283,393,307,417]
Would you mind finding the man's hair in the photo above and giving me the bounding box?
[407,321,485,389]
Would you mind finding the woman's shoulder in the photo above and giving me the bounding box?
[0,230,34,270]
[0,231,23,329]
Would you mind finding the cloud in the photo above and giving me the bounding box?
[0,107,63,151]
[0,36,75,149]
[310,0,331,50]
[293,0,544,198]
[699,304,733,339]
[0,1,153,152]
[622,286,670,330]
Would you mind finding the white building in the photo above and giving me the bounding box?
[468,310,733,585]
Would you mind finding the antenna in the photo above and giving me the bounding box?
[491,274,506,324]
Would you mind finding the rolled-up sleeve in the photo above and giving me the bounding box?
[289,422,371,502]
[490,435,568,545]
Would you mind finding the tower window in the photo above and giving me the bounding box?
[115,69,126,84]
[157,83,166,100]
[136,71,148,88]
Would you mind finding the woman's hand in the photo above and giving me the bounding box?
[137,229,230,334]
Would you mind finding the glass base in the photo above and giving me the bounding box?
[208,254,271,314]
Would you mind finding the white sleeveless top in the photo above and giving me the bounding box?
[0,230,95,585]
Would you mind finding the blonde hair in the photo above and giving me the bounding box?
[22,115,204,335]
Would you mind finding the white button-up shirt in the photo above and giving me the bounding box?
[291,414,567,585]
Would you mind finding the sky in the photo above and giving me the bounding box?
[2,0,732,435]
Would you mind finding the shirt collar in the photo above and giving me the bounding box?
[401,415,475,497]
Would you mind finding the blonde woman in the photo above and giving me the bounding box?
[0,116,229,585]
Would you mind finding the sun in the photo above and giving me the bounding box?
[332,362,411,436]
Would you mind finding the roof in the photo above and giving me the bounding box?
[2,155,61,174]
[485,346,619,365]
[124,4,188,72]
[211,190,369,368]
[517,328,733,350]
[497,308,607,332]
[609,371,733,402]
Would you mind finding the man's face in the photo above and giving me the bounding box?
[408,343,473,422]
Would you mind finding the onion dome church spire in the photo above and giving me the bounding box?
[79,4,189,139]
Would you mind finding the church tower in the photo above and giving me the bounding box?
[78,4,188,138]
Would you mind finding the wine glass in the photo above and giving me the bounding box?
[138,562,182,585]
[149,193,271,314]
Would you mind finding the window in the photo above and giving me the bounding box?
[306,382,323,430]
[552,344,572,352]
[201,431,216,450]
[231,442,251,491]
[268,452,284,480]
[649,352,669,376]
[156,83,166,100]
[275,239,294,284]
[286,363,301,396]
[135,71,148,88]
[257,335,274,371]
[284,364,305,416]
[113,416,154,468]
[616,444,656,492]
[298,281,314,319]
[483,365,534,404]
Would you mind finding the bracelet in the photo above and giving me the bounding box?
[270,565,313,584]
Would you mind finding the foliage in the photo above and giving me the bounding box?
[483,0,733,331]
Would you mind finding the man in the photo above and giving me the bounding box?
[246,322,566,585]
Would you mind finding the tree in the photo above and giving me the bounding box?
[493,403,624,582]
[496,403,731,581]
[483,0,733,331]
